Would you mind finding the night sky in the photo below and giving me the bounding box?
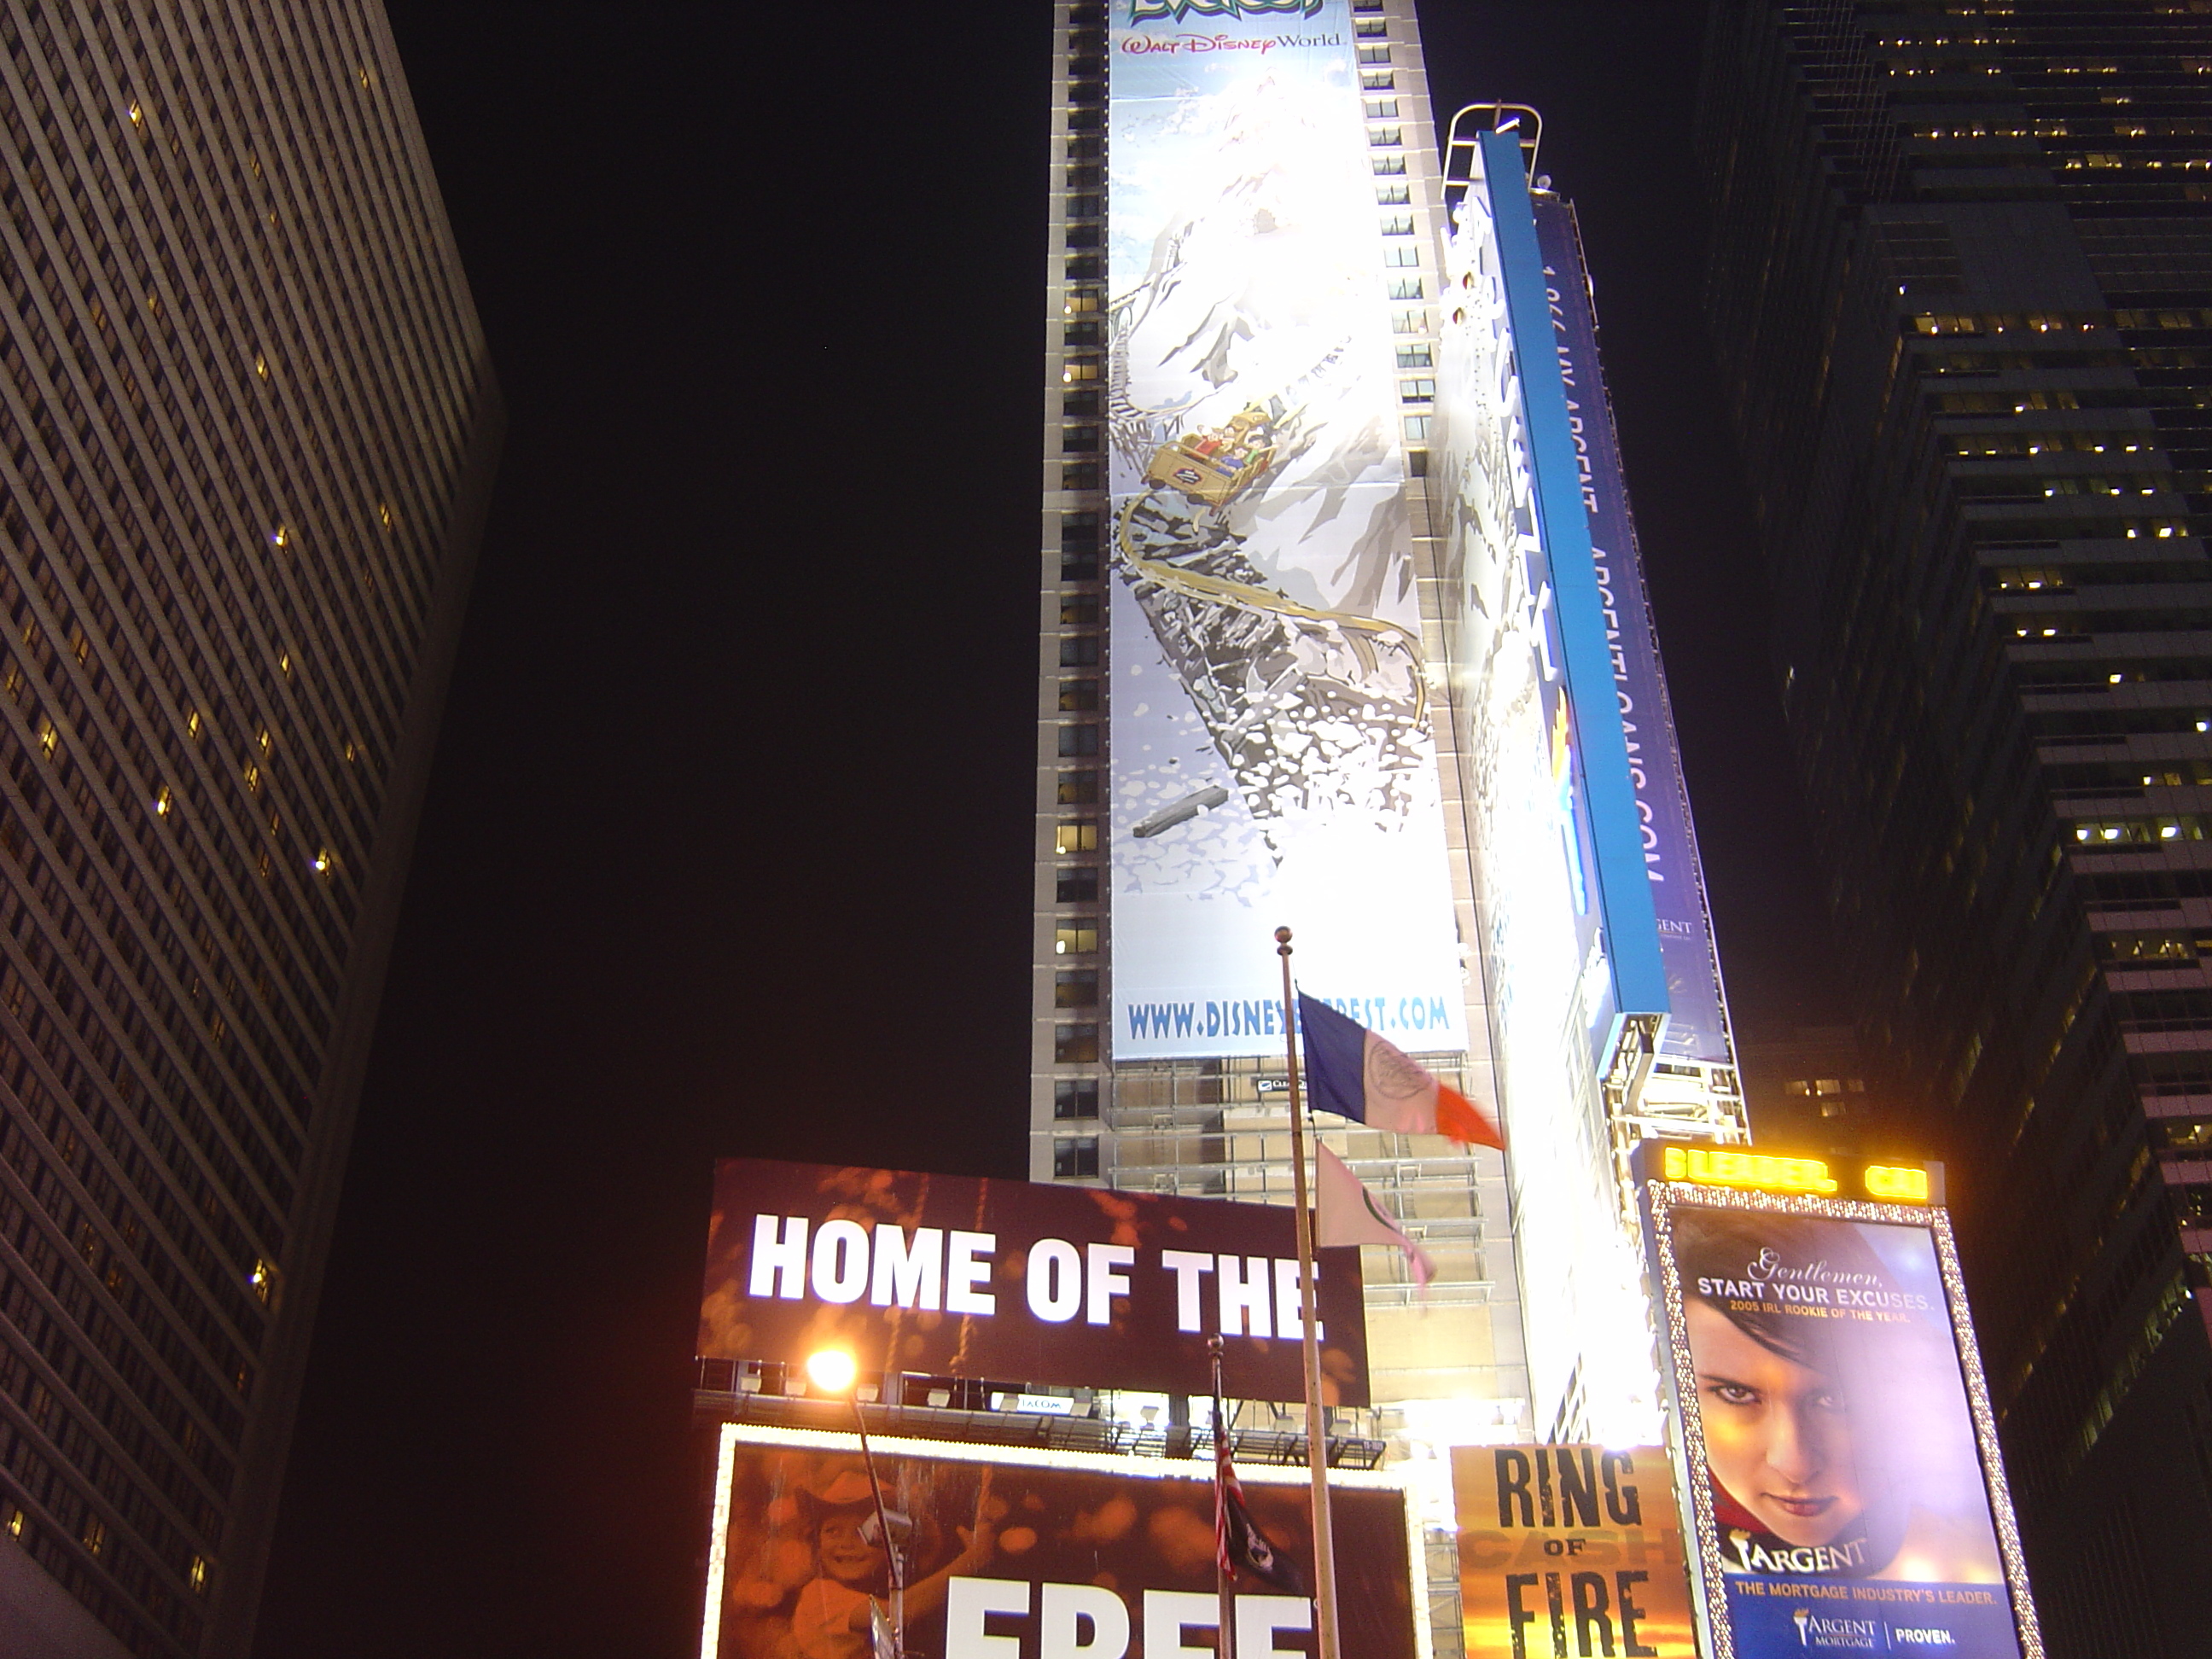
[250,4,1838,1654]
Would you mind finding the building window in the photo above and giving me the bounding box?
[1063,320,1102,346]
[1057,820,1099,854]
[1062,462,1100,489]
[1358,44,1392,63]
[1056,969,1099,1008]
[1054,1136,1102,1177]
[1062,549,1099,581]
[1396,346,1433,368]
[1381,214,1415,236]
[1373,155,1407,176]
[1057,867,1101,903]
[1057,772,1099,806]
[1060,595,1100,626]
[1055,1079,1100,1119]
[1364,100,1400,119]
[1056,920,1100,956]
[1059,680,1099,712]
[1065,254,1102,280]
[1377,183,1411,206]
[1400,377,1435,402]
[1369,126,1403,148]
[1388,277,1424,300]
[1361,70,1394,90]
[1354,18,1388,37]
[1059,636,1098,667]
[1055,1027,1101,1066]
[1393,310,1427,333]
[1062,357,1102,383]
[1057,725,1099,757]
[1062,425,1100,452]
[1404,415,1433,442]
[1384,247,1420,267]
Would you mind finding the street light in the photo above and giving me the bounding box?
[806,1349,903,1659]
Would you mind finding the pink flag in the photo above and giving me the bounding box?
[1314,1142,1434,1293]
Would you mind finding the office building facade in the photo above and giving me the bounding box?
[1698,3,2212,1650]
[0,5,498,1654]
[1032,10,1743,1635]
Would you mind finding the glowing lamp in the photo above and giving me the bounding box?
[804,1349,858,1396]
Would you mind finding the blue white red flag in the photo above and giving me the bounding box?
[1296,993,1504,1150]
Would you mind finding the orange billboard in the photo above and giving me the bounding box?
[1452,1445,1697,1659]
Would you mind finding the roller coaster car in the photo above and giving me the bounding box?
[1143,406,1277,507]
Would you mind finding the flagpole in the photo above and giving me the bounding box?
[1211,1334,1235,1659]
[1274,926,1341,1659]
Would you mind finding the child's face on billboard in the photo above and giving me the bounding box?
[1686,1301,1862,1546]
[818,1514,886,1585]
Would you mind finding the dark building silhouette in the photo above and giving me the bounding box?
[1698,3,2212,1650]
[0,5,497,1654]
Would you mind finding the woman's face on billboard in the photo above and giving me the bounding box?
[1686,1301,1861,1546]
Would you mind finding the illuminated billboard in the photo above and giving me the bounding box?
[1639,1155,2043,1659]
[1103,0,1466,1060]
[697,1159,1370,1405]
[700,1423,1423,1659]
[1531,198,1732,1068]
[1452,1444,1696,1659]
[1430,130,1671,1447]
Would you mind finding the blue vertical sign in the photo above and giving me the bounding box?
[1533,198,1736,1068]
[1480,131,1670,1028]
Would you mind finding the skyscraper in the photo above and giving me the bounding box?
[1033,6,1744,1616]
[0,7,497,1655]
[1698,3,2212,1650]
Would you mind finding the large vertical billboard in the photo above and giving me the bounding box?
[699,1425,1423,1659]
[1641,1163,2043,1659]
[1532,200,1733,1068]
[1431,137,1663,1447]
[1104,0,1466,1060]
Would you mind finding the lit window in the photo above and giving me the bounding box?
[1057,821,1099,854]
[1055,921,1099,957]
[189,1556,207,1592]
[311,847,334,875]
[187,709,202,739]
[154,785,172,816]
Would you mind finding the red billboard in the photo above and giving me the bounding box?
[699,1160,1370,1406]
[699,1425,1419,1659]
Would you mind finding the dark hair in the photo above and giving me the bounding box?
[1672,1208,1897,1373]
